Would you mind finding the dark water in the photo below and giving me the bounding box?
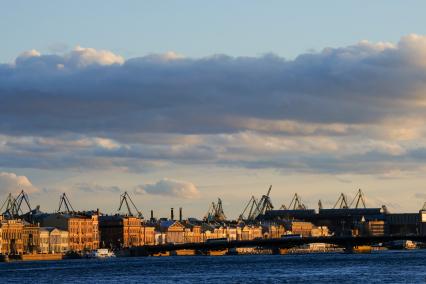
[1,250,426,283]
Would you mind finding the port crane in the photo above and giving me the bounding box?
[257,185,274,214]
[239,195,259,221]
[204,198,227,222]
[349,189,366,209]
[57,193,75,213]
[285,193,307,210]
[239,185,273,221]
[118,191,143,218]
[333,193,349,209]
[0,193,18,218]
[14,190,32,215]
[0,190,34,220]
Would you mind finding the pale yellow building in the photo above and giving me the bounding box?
[263,225,286,239]
[240,225,263,240]
[311,226,330,237]
[50,228,69,253]
[159,221,185,244]
[39,228,50,254]
[38,227,69,253]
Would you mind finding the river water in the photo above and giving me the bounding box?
[1,250,425,283]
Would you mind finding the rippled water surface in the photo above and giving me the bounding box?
[1,250,426,283]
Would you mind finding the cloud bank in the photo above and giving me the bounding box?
[2,35,426,175]
[135,178,200,199]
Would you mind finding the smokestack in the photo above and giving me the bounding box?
[150,210,154,221]
[179,207,182,222]
[171,208,174,221]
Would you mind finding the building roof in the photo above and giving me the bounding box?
[40,226,57,232]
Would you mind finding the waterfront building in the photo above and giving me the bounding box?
[38,227,69,253]
[39,212,100,252]
[420,203,426,236]
[200,225,264,241]
[0,217,24,254]
[22,223,40,253]
[263,225,286,239]
[154,232,167,245]
[226,227,238,241]
[288,221,313,237]
[99,215,156,248]
[386,213,419,235]
[49,228,69,253]
[240,225,263,240]
[141,225,155,245]
[316,208,385,236]
[159,220,186,244]
[310,226,330,237]
[183,224,202,243]
[39,227,50,253]
[100,215,141,248]
[360,220,385,236]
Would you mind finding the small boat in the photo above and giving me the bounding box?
[86,249,116,258]
[386,240,417,250]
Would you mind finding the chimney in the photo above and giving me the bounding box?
[171,208,174,221]
[150,210,154,221]
[179,207,182,222]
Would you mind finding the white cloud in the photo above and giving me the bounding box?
[67,46,124,67]
[18,49,41,59]
[135,178,200,199]
[0,172,38,195]
[14,45,124,69]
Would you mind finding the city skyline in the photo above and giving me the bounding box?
[2,2,426,217]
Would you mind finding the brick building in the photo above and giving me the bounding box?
[99,215,155,249]
[39,212,99,252]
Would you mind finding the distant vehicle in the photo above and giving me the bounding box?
[206,238,228,244]
[280,234,302,239]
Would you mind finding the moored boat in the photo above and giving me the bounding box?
[86,249,116,258]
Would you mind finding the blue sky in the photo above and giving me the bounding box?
[1,1,426,217]
[2,1,426,61]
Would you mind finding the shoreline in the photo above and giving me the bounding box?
[1,246,422,262]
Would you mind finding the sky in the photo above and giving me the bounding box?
[1,1,426,218]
